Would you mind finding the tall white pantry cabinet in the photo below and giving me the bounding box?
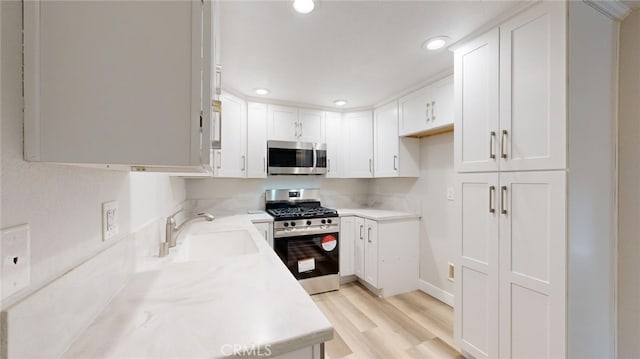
[453,2,617,359]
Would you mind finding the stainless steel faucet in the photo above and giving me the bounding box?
[166,212,215,248]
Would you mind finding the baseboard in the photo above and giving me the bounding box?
[419,279,454,307]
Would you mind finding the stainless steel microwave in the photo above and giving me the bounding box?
[267,140,327,175]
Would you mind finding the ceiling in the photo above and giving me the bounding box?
[220,1,523,109]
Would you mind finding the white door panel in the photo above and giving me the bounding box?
[499,171,566,359]
[454,29,499,173]
[499,2,566,171]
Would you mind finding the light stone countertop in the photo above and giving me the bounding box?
[64,215,332,358]
[336,208,421,222]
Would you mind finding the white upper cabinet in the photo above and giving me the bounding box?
[325,112,343,178]
[399,75,454,137]
[247,102,268,178]
[498,3,566,172]
[23,0,213,173]
[455,2,566,173]
[374,101,419,178]
[343,111,374,178]
[267,105,299,141]
[454,29,500,173]
[267,105,325,143]
[298,109,326,143]
[213,93,247,178]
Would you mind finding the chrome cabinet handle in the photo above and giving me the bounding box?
[501,186,507,214]
[369,159,373,174]
[263,157,266,172]
[216,151,222,169]
[328,159,331,173]
[298,121,303,138]
[426,103,431,121]
[294,122,298,137]
[431,101,436,121]
[501,130,508,159]
[490,131,496,159]
[489,186,496,213]
[393,155,398,171]
[241,155,246,171]
[359,225,364,239]
[367,227,372,243]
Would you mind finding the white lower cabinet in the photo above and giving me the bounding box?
[252,222,273,248]
[455,171,566,359]
[345,216,419,297]
[339,216,356,276]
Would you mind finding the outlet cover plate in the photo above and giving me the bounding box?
[102,201,119,241]
[1,224,31,300]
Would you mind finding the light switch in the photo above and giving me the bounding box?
[1,224,31,299]
[102,201,119,241]
[446,186,455,201]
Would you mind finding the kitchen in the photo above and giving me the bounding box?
[1,0,638,358]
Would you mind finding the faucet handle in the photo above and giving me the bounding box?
[197,212,215,221]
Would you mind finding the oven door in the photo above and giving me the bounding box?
[274,232,339,280]
[268,140,316,175]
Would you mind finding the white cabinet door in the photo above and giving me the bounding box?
[374,102,399,177]
[23,1,211,171]
[399,85,431,136]
[354,217,366,280]
[499,2,566,172]
[298,108,325,143]
[247,102,267,178]
[325,112,343,178]
[253,222,273,248]
[267,105,298,141]
[429,75,454,131]
[343,111,373,178]
[498,171,566,359]
[339,216,356,276]
[215,92,246,177]
[455,173,500,359]
[454,29,499,173]
[364,219,379,288]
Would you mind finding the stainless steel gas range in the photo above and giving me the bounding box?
[265,189,339,295]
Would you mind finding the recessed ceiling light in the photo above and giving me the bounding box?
[423,36,450,51]
[254,88,270,96]
[333,99,347,106]
[293,0,314,14]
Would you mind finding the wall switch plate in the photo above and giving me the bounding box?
[102,201,119,241]
[1,224,31,299]
[446,186,455,201]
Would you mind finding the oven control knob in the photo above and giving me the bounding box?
[321,219,326,224]
[290,222,296,227]
[327,219,332,224]
[306,220,312,226]
[283,222,289,227]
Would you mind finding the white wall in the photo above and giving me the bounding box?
[0,0,185,306]
[370,132,456,302]
[618,8,640,358]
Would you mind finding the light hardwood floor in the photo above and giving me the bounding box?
[312,282,463,359]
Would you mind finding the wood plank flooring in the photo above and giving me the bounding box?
[312,282,463,359]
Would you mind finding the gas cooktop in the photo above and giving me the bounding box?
[266,206,338,221]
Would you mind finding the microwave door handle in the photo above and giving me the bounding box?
[312,145,317,171]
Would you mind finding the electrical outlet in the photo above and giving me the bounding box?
[1,224,31,299]
[102,201,119,241]
[446,186,455,201]
[448,262,455,282]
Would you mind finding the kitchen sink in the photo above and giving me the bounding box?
[174,229,258,262]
